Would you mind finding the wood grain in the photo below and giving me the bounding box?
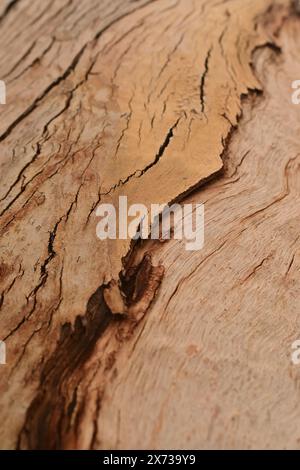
[0,0,299,449]
[94,18,300,449]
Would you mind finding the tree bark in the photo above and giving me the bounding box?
[0,0,299,450]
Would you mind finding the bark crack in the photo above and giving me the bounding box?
[101,116,181,196]
[200,46,213,116]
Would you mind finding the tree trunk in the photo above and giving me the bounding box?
[0,0,300,450]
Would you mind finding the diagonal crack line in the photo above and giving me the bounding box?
[8,36,56,84]
[200,46,213,114]
[0,48,84,143]
[241,255,271,283]
[0,54,98,216]
[0,263,24,309]
[3,214,63,342]
[3,38,38,79]
[93,0,160,42]
[101,116,181,196]
[139,116,181,175]
[3,140,101,340]
[3,153,97,341]
[0,0,20,25]
[0,0,158,143]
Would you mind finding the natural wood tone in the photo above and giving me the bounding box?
[0,0,299,450]
[96,19,300,449]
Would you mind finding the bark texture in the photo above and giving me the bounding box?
[0,0,299,449]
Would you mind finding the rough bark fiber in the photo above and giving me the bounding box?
[0,0,299,449]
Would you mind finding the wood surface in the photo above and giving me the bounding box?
[0,0,300,450]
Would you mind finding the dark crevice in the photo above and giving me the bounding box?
[0,0,20,25]
[200,47,212,114]
[6,0,293,451]
[0,0,157,144]
[17,285,117,450]
[0,47,84,143]
[17,249,163,449]
[101,116,181,196]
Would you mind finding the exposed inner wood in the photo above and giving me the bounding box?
[93,20,300,449]
[0,0,299,450]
